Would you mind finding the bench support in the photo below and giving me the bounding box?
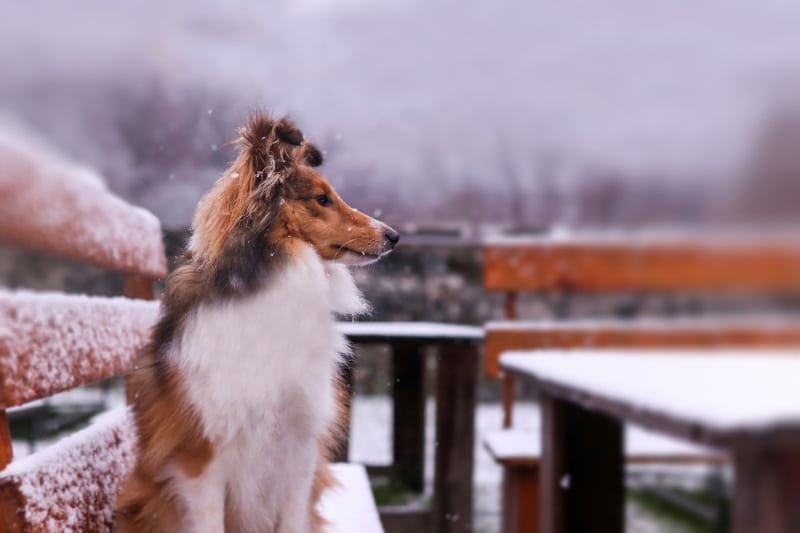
[0,410,10,470]
[541,394,624,533]
[432,343,478,533]
[502,465,539,533]
[733,444,800,533]
[392,342,426,492]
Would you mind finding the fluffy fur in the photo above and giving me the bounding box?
[116,113,398,532]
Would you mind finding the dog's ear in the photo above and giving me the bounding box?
[301,143,324,167]
[240,114,305,184]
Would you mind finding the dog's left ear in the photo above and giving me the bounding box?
[301,143,324,167]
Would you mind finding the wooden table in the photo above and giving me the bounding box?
[501,349,800,533]
[339,322,484,533]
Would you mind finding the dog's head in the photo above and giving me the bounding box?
[192,113,399,268]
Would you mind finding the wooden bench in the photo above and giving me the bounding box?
[502,350,800,533]
[482,233,800,532]
[0,128,384,531]
[338,321,483,533]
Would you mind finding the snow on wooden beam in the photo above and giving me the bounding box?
[0,407,136,532]
[0,291,158,408]
[0,126,167,279]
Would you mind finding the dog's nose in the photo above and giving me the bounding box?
[384,229,400,248]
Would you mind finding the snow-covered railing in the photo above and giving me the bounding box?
[0,407,137,532]
[0,291,158,408]
[0,127,166,279]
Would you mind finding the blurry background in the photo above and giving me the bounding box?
[3,1,800,531]
[3,0,800,230]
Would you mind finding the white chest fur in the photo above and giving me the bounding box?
[168,246,366,531]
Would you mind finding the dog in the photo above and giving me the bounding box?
[116,113,399,532]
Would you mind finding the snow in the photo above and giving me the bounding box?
[485,228,800,247]
[339,321,483,341]
[0,124,166,278]
[484,426,721,464]
[486,316,800,333]
[501,350,800,437]
[0,407,137,532]
[0,290,158,407]
[319,464,384,533]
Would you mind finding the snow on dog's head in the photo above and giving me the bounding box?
[191,113,399,270]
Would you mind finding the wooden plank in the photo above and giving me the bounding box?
[541,394,624,533]
[502,374,515,428]
[432,343,478,533]
[485,320,800,377]
[733,444,800,533]
[123,273,156,300]
[0,410,11,470]
[0,293,157,408]
[484,240,800,292]
[0,134,167,279]
[392,342,426,492]
[502,465,539,533]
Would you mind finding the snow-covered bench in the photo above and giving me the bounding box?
[482,233,800,532]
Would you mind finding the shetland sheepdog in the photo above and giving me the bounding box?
[116,113,399,532]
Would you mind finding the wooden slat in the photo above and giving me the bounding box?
[0,132,167,279]
[0,292,158,407]
[0,410,11,470]
[484,320,800,378]
[484,240,800,292]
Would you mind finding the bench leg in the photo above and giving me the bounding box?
[0,410,11,469]
[432,343,478,533]
[502,466,540,533]
[502,374,516,429]
[540,394,624,533]
[733,445,800,533]
[333,358,356,463]
[392,341,426,492]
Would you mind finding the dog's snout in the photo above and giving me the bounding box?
[384,229,400,248]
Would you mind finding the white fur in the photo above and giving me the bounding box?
[168,245,365,532]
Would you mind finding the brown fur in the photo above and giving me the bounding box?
[116,113,397,532]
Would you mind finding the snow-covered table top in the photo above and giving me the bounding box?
[338,321,483,342]
[501,349,800,447]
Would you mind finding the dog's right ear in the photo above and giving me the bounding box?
[239,114,306,186]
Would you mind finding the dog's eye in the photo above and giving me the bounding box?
[315,194,332,207]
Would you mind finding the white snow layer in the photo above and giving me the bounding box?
[501,350,800,434]
[0,290,158,406]
[0,407,137,532]
[0,126,166,278]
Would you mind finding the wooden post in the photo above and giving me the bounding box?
[502,374,516,429]
[502,466,540,533]
[732,444,800,533]
[0,410,11,470]
[123,273,155,300]
[540,394,624,533]
[392,341,426,492]
[432,343,478,533]
[333,358,356,463]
